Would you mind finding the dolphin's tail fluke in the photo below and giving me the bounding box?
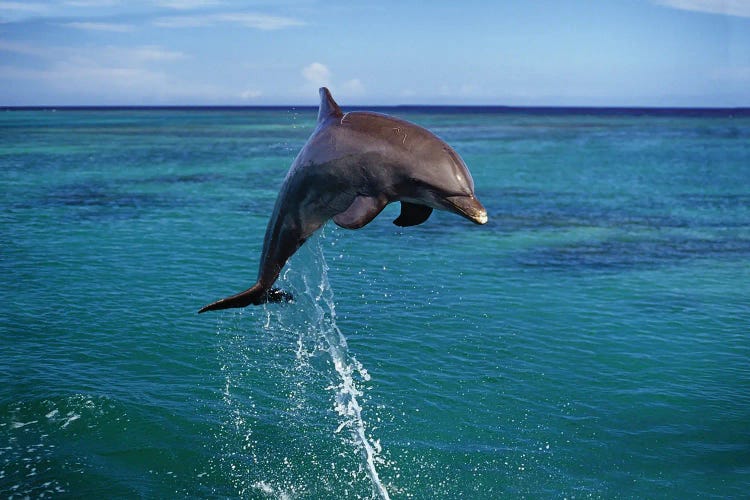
[198,284,293,313]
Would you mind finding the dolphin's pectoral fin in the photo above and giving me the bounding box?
[393,202,433,227]
[332,195,387,229]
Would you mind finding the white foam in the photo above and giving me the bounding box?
[252,481,293,500]
[61,413,80,429]
[11,420,37,429]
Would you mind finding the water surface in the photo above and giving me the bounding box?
[1,107,749,498]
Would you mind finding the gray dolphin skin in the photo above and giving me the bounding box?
[199,87,488,313]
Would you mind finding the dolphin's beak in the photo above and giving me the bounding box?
[444,195,488,225]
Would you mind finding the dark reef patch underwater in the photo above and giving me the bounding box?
[1,107,749,497]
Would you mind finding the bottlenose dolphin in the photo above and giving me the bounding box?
[199,87,487,313]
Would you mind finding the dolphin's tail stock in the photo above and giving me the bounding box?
[198,283,293,313]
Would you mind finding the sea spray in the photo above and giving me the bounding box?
[302,234,391,500]
[214,229,391,499]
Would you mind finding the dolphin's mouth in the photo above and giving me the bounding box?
[444,195,488,225]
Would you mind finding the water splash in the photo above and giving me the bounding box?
[215,228,391,499]
[301,235,391,500]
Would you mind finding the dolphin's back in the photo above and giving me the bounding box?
[340,112,440,150]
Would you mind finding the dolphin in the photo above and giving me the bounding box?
[199,87,487,313]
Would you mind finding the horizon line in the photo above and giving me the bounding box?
[3,103,749,110]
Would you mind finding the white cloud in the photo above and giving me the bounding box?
[0,42,206,104]
[2,62,163,93]
[0,40,48,56]
[1,60,222,103]
[0,1,49,13]
[654,0,750,18]
[63,21,134,32]
[214,12,304,30]
[52,44,187,63]
[341,78,365,96]
[240,88,262,99]
[119,45,187,62]
[0,1,49,21]
[155,0,223,9]
[434,83,490,99]
[63,1,121,7]
[151,15,203,28]
[154,11,305,30]
[300,63,366,100]
[302,62,331,87]
[458,83,479,96]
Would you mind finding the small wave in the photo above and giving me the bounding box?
[0,394,117,498]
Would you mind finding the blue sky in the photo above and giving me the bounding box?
[1,0,749,106]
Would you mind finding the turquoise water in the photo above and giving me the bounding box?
[1,107,749,498]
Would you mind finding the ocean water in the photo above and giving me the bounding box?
[1,106,749,499]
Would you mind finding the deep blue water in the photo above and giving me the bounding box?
[1,107,749,498]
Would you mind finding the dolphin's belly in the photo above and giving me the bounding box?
[282,159,358,226]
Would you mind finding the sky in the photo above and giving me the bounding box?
[1,0,749,106]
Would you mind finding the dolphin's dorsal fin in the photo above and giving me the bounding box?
[318,87,343,122]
